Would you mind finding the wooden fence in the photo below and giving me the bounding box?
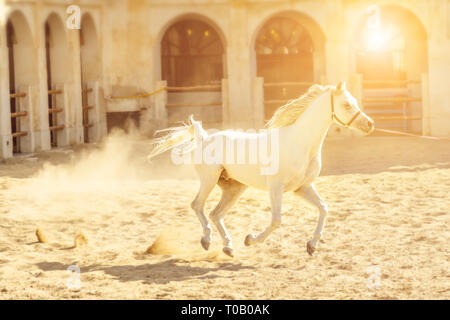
[9,91,29,144]
[165,84,222,109]
[359,74,429,135]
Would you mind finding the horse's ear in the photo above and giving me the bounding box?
[336,81,346,92]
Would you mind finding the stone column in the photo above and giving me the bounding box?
[221,78,230,126]
[252,77,264,129]
[426,0,450,137]
[36,39,52,151]
[153,80,168,130]
[0,25,13,158]
[349,73,363,110]
[225,3,253,129]
[427,42,450,137]
[54,83,70,147]
[421,73,431,136]
[68,28,83,145]
[86,81,102,142]
[17,85,36,153]
[325,0,350,85]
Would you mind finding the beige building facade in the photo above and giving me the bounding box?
[1,0,449,159]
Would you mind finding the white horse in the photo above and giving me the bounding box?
[148,82,374,257]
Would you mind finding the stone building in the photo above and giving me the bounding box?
[1,0,449,159]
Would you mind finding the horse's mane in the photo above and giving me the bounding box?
[266,84,334,129]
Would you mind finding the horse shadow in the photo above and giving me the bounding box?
[36,258,254,285]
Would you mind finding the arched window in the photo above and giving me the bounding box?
[256,17,313,57]
[356,22,406,83]
[354,6,428,134]
[80,14,100,143]
[255,16,318,119]
[6,20,18,152]
[45,13,69,147]
[6,11,36,154]
[161,19,224,87]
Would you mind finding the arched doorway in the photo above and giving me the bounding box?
[45,13,69,147]
[80,14,100,142]
[6,11,36,153]
[255,12,325,119]
[354,5,428,134]
[161,19,224,86]
[161,18,225,126]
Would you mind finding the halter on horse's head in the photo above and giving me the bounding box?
[330,81,375,134]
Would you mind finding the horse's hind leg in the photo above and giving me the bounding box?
[210,176,247,257]
[191,166,222,251]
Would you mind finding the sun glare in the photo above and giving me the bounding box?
[363,4,387,51]
[0,1,11,28]
[365,26,387,51]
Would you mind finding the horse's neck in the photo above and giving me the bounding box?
[292,90,333,156]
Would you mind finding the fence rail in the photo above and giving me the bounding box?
[363,80,421,86]
[10,111,28,118]
[363,97,422,103]
[48,108,63,114]
[49,125,65,132]
[9,91,29,151]
[166,102,222,108]
[363,104,407,110]
[48,89,63,95]
[264,81,314,88]
[370,116,422,121]
[165,83,223,109]
[360,75,426,135]
[264,99,291,105]
[11,131,28,138]
[167,84,221,92]
[108,83,223,101]
[9,92,26,99]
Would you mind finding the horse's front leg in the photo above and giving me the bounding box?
[245,182,283,246]
[294,183,328,255]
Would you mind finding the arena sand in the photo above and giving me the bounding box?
[0,130,448,299]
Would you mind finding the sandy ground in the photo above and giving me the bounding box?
[0,132,448,299]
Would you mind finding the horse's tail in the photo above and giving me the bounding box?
[148,115,207,160]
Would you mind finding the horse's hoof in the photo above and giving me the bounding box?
[306,241,316,256]
[223,246,234,257]
[201,236,210,251]
[244,234,255,247]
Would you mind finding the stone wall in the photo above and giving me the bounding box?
[0,0,449,158]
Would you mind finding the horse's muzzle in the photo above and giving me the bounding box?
[354,113,375,135]
[367,119,375,134]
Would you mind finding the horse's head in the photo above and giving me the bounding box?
[331,81,374,135]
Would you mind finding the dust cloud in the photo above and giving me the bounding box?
[6,128,196,219]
